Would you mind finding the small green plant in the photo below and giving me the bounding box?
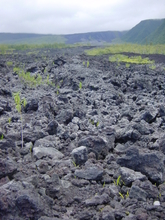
[99,207,104,212]
[0,134,4,140]
[6,61,13,66]
[126,191,129,198]
[13,67,43,87]
[72,160,79,168]
[56,85,60,95]
[83,61,85,66]
[149,64,156,70]
[90,119,95,125]
[8,117,11,124]
[117,175,121,186]
[126,63,130,68]
[119,192,124,199]
[96,121,99,127]
[87,60,89,67]
[125,211,129,216]
[79,81,82,89]
[13,67,21,74]
[13,92,27,148]
[46,75,50,85]
[30,145,33,153]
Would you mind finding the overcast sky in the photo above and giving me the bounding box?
[0,0,164,35]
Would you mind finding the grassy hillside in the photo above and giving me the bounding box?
[147,19,165,44]
[122,19,164,44]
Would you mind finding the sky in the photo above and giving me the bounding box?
[0,0,164,35]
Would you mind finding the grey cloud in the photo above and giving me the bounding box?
[0,0,164,34]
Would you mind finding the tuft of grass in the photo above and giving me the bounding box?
[6,61,13,66]
[8,118,11,124]
[149,64,156,70]
[87,60,89,67]
[79,81,82,89]
[0,134,4,140]
[126,191,129,198]
[117,175,121,186]
[126,63,130,68]
[96,121,99,127]
[119,192,124,199]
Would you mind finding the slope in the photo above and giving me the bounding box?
[147,19,165,44]
[122,19,164,44]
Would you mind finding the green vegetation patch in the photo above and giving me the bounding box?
[109,54,154,64]
[85,44,165,56]
[13,67,42,87]
[6,61,13,66]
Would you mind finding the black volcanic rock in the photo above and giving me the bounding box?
[0,47,165,219]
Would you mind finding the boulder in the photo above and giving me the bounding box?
[117,147,165,184]
[71,146,88,166]
[75,161,103,181]
[78,135,108,159]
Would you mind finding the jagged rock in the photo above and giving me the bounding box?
[117,147,165,184]
[0,139,16,150]
[129,185,147,201]
[75,161,103,181]
[140,110,156,123]
[78,135,108,159]
[45,174,61,199]
[71,146,88,166]
[0,157,17,179]
[85,193,109,206]
[33,146,64,160]
[101,212,115,220]
[116,128,141,143]
[119,167,147,186]
[46,120,58,135]
[158,105,165,117]
[23,129,48,142]
[25,98,39,112]
[55,108,73,125]
[0,180,49,219]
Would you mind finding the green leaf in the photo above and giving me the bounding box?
[117,175,121,186]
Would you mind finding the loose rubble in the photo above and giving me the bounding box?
[0,46,165,219]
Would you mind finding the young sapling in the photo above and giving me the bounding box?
[13,92,27,148]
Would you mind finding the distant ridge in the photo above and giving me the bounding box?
[64,31,126,44]
[0,18,165,45]
[0,31,126,45]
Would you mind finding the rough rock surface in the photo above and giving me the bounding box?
[0,46,165,219]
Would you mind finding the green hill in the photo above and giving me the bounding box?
[147,19,165,44]
[122,19,164,44]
